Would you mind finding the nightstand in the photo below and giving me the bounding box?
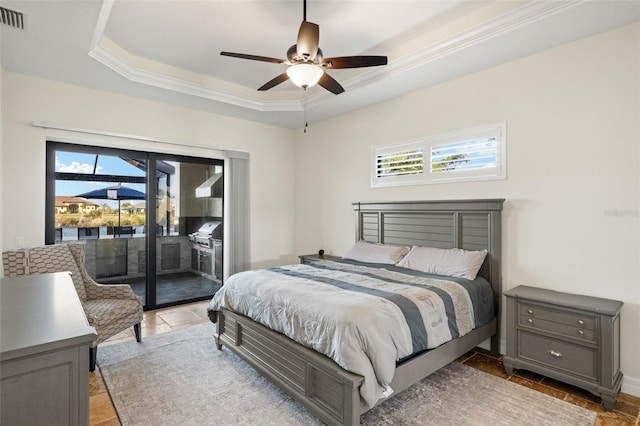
[299,253,340,264]
[503,285,623,410]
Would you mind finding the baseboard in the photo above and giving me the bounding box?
[622,374,640,397]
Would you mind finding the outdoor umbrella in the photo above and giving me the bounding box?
[75,184,146,230]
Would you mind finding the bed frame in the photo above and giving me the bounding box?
[212,199,504,426]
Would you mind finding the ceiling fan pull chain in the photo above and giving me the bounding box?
[303,88,308,133]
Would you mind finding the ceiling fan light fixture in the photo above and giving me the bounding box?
[286,63,323,89]
[220,0,386,95]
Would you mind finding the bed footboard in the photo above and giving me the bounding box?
[214,309,364,426]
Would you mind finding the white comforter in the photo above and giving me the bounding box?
[207,259,477,407]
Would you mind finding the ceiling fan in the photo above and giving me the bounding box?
[220,0,388,95]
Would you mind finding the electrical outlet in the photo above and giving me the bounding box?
[15,236,25,248]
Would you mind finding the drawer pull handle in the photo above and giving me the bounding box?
[548,350,563,358]
[578,330,584,335]
[577,319,585,325]
[527,318,533,324]
[527,309,533,314]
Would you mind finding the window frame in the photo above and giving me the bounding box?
[371,122,506,188]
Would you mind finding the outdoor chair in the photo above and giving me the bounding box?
[2,242,143,371]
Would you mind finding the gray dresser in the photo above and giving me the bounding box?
[503,285,623,410]
[1,272,97,425]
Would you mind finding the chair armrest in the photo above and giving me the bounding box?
[72,255,142,304]
[87,282,141,301]
[83,308,96,323]
[81,269,140,301]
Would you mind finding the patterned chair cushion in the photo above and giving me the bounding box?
[83,298,141,329]
[27,244,87,301]
[2,250,28,276]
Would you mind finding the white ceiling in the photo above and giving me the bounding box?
[1,0,639,129]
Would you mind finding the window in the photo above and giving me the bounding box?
[371,123,506,187]
[372,141,425,187]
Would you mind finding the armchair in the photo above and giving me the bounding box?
[2,242,143,371]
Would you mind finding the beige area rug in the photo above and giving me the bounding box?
[98,323,596,426]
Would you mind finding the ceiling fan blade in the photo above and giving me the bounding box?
[296,21,319,61]
[220,51,285,64]
[322,56,388,69]
[317,72,345,95]
[258,73,290,91]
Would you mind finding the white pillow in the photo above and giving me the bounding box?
[395,246,487,280]
[342,241,410,265]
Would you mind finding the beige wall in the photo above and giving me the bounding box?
[0,66,4,250]
[1,72,297,268]
[294,23,640,393]
[2,22,638,395]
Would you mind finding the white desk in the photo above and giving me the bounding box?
[1,272,97,426]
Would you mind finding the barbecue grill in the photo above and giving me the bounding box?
[189,221,223,280]
[188,221,222,248]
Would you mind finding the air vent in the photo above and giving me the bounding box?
[1,6,24,30]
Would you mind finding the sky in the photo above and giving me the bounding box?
[431,136,498,171]
[56,151,146,208]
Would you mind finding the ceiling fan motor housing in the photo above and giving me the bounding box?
[287,45,323,64]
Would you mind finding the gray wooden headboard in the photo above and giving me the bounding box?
[352,199,504,315]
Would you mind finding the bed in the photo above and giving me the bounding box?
[208,199,504,425]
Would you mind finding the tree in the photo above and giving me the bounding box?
[378,152,423,176]
[121,202,134,214]
[431,152,469,173]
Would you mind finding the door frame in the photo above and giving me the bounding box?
[45,141,224,310]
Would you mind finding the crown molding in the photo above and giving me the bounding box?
[89,0,302,112]
[382,0,582,79]
[304,0,582,107]
[90,0,114,51]
[88,0,582,112]
[88,43,303,112]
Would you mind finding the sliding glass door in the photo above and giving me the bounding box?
[46,142,223,309]
[150,157,223,306]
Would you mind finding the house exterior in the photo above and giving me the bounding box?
[131,202,145,214]
[55,196,98,214]
[1,20,638,398]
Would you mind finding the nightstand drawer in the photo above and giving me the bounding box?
[519,303,595,330]
[519,314,596,342]
[519,302,596,342]
[518,331,597,381]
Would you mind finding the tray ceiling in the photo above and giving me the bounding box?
[1,0,638,129]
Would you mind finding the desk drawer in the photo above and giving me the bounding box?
[518,331,597,381]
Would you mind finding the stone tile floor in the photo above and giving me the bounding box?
[457,350,640,426]
[90,301,640,425]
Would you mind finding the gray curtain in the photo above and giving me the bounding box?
[224,153,250,279]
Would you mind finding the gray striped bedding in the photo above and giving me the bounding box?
[207,258,494,408]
